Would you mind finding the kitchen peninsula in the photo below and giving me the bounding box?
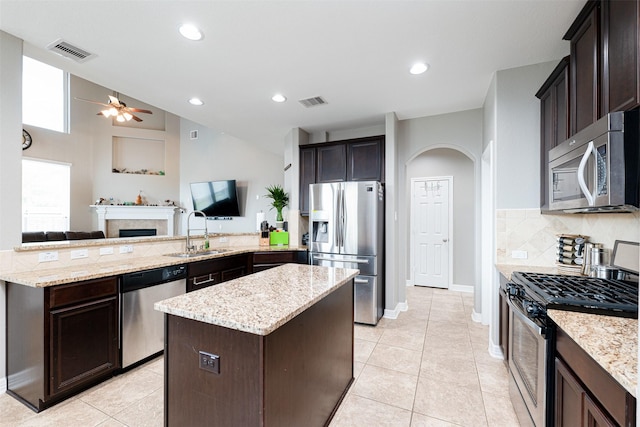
[154,263,358,426]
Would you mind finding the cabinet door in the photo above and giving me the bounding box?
[299,147,316,215]
[187,254,250,292]
[584,393,616,427]
[498,290,509,365]
[568,2,600,135]
[347,138,383,182]
[555,357,585,427]
[602,0,640,113]
[49,296,118,396]
[316,144,346,183]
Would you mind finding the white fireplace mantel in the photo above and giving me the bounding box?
[91,205,183,236]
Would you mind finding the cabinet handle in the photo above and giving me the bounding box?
[193,274,215,286]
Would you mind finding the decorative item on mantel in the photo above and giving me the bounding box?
[264,184,289,229]
[556,234,588,273]
[112,167,165,175]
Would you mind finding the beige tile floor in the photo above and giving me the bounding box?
[0,286,519,427]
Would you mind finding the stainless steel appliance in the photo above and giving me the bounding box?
[120,265,186,368]
[548,109,639,213]
[309,181,384,325]
[504,271,638,426]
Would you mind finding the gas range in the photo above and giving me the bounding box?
[509,271,638,320]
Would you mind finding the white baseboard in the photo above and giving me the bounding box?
[450,284,474,293]
[0,376,6,394]
[471,309,482,323]
[405,279,413,287]
[488,340,504,360]
[383,300,408,319]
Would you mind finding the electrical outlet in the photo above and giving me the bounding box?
[38,251,59,263]
[219,237,228,243]
[70,249,88,259]
[511,250,528,259]
[119,245,134,254]
[99,247,114,255]
[199,351,220,374]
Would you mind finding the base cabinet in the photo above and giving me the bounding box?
[187,254,251,292]
[7,277,119,412]
[555,327,635,427]
[252,250,308,272]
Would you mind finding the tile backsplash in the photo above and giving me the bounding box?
[496,209,640,267]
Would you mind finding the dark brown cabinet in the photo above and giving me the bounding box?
[498,275,509,366]
[252,250,308,272]
[299,146,316,216]
[317,144,347,183]
[536,57,569,209]
[555,327,635,427]
[602,0,640,113]
[7,277,119,411]
[565,1,601,135]
[298,135,385,215]
[187,253,251,292]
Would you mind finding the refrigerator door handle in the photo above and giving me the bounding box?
[313,256,370,264]
[340,185,346,250]
[354,278,369,284]
[335,185,342,248]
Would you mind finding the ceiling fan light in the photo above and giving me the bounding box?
[116,114,125,122]
[123,112,133,121]
[109,107,118,116]
[100,109,112,117]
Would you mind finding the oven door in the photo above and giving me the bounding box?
[507,298,549,427]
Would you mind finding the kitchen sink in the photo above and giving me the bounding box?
[164,249,229,258]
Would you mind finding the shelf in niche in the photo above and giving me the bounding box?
[112,136,165,175]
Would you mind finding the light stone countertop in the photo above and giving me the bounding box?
[154,264,359,335]
[1,245,308,287]
[548,309,637,397]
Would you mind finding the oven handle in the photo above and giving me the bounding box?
[506,297,543,335]
[577,140,596,206]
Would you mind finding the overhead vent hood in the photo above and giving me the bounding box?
[46,39,95,63]
[298,96,328,108]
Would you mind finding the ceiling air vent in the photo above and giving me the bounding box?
[298,96,328,108]
[46,39,95,63]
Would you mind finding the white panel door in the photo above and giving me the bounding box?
[412,178,451,288]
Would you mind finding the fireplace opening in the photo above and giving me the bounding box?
[119,228,157,238]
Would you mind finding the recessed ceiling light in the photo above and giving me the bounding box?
[271,94,287,103]
[410,63,429,75]
[179,24,203,41]
[188,97,204,106]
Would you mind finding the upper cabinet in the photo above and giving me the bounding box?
[536,57,570,210]
[563,0,640,135]
[601,0,640,113]
[299,135,385,215]
[564,1,601,136]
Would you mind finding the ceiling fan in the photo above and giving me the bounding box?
[75,94,153,122]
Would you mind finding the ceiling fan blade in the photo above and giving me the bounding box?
[130,114,143,122]
[75,97,110,107]
[127,108,153,114]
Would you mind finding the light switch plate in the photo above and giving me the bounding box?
[119,245,133,254]
[38,251,59,263]
[99,247,114,255]
[70,249,89,259]
[511,250,528,259]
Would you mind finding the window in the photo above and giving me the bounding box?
[22,159,70,232]
[22,56,69,133]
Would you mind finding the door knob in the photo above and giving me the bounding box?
[442,238,448,242]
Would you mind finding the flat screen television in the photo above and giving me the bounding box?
[190,179,241,217]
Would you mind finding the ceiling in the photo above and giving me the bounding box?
[0,0,584,154]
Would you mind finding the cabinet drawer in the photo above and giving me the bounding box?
[253,251,298,264]
[49,277,118,309]
[188,272,221,292]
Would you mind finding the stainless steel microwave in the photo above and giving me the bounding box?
[548,110,639,213]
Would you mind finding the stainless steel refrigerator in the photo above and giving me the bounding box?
[309,181,384,325]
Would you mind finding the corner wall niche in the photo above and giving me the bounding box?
[112,136,165,175]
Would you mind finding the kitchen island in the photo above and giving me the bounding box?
[154,263,358,427]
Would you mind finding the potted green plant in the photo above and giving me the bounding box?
[265,184,289,226]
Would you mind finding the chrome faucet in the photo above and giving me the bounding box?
[186,210,208,253]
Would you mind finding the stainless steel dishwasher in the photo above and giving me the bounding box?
[120,265,186,369]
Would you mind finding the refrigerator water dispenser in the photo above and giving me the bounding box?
[312,221,329,243]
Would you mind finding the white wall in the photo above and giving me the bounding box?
[179,119,284,236]
[406,149,476,287]
[0,30,24,393]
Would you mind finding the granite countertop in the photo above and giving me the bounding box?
[1,245,308,287]
[154,264,359,336]
[548,309,637,397]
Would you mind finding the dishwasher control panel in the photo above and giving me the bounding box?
[121,265,187,293]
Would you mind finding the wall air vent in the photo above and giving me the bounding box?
[298,96,328,108]
[46,39,95,63]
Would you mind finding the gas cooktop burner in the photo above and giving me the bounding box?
[512,271,638,317]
